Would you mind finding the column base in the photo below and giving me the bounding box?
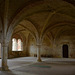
[37,58,42,62]
[1,66,9,71]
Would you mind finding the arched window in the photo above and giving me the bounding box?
[18,39,22,51]
[12,38,17,51]
[12,38,23,51]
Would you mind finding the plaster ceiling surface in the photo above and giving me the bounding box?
[13,24,30,38]
[59,28,75,36]
[0,0,4,4]
[46,31,54,42]
[25,10,75,36]
[8,0,30,20]
[44,24,75,41]
[55,26,75,40]
[27,12,50,33]
[7,0,75,22]
[63,0,75,6]
[6,0,75,40]
[19,20,38,37]
[21,31,30,38]
[13,25,25,33]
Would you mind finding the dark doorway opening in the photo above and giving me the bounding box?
[63,45,68,58]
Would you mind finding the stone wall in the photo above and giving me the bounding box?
[28,35,75,58]
[28,34,37,57]
[28,35,55,57]
[8,39,26,58]
[0,43,1,58]
[8,34,75,58]
[55,36,75,58]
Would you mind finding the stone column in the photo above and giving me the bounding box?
[1,40,9,71]
[52,39,56,56]
[25,37,29,56]
[37,45,42,62]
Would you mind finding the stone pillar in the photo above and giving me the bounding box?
[1,40,9,71]
[52,39,56,56]
[37,45,42,62]
[25,37,29,56]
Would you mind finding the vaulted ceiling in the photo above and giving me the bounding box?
[0,0,75,42]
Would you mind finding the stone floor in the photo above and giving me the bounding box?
[0,57,75,75]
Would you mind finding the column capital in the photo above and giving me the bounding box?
[1,40,9,47]
[36,38,42,45]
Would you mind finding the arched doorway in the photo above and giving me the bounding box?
[62,45,68,58]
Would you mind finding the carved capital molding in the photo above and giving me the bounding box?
[1,39,9,47]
